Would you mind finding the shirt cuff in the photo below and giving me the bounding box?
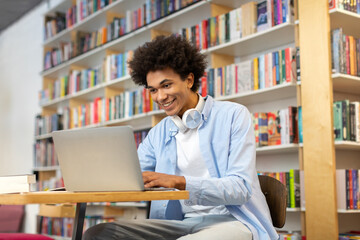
[183,176,203,206]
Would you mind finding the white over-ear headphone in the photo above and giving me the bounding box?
[171,94,205,133]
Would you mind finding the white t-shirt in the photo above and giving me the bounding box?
[175,127,230,218]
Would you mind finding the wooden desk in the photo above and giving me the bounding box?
[0,190,189,240]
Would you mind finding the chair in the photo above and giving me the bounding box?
[0,205,53,240]
[258,175,287,228]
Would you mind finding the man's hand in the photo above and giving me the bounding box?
[142,171,186,190]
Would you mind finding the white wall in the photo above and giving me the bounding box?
[0,0,61,233]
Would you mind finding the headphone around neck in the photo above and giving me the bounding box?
[171,94,205,133]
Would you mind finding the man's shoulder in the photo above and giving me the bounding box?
[147,115,172,135]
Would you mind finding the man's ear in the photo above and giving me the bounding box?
[187,73,195,89]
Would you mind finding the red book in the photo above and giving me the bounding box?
[201,76,207,97]
[201,19,208,49]
[144,88,150,112]
[105,98,109,122]
[285,48,291,82]
[94,97,100,123]
[138,8,142,28]
[268,111,281,146]
[349,169,353,209]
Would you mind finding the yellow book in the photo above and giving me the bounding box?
[349,36,355,76]
[253,57,259,90]
[78,105,82,128]
[60,77,65,97]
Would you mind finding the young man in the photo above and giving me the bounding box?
[84,35,278,240]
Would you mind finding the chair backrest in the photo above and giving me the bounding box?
[258,175,287,228]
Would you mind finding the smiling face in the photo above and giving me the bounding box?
[147,68,199,117]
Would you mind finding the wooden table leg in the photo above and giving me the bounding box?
[72,202,86,240]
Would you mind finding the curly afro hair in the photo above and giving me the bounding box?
[128,34,207,92]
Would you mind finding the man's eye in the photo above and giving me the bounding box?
[149,89,156,93]
[164,84,171,88]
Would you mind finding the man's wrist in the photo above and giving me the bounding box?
[176,176,186,190]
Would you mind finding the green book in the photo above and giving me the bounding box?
[289,169,295,208]
[333,101,343,141]
[281,49,286,83]
[285,172,290,208]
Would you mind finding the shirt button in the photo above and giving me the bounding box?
[163,204,166,207]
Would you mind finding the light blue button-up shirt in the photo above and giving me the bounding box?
[138,96,278,240]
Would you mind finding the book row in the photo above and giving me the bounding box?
[331,28,360,77]
[329,0,360,13]
[333,100,360,142]
[336,169,360,210]
[41,49,134,104]
[35,114,63,136]
[277,231,302,240]
[252,106,299,147]
[41,64,105,102]
[258,169,300,208]
[34,140,58,168]
[339,232,360,240]
[39,216,115,238]
[36,89,158,135]
[45,0,116,40]
[63,88,159,129]
[43,0,199,70]
[178,0,293,50]
[35,176,64,192]
[45,0,199,41]
[199,47,297,98]
[42,44,298,105]
[34,129,149,170]
[134,129,150,148]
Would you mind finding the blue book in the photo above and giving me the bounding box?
[119,54,124,77]
[259,55,265,89]
[275,51,280,85]
[353,169,358,209]
[217,67,223,96]
[208,68,214,97]
[273,0,278,25]
[282,0,287,23]
[298,106,303,143]
[332,28,342,73]
[146,0,151,24]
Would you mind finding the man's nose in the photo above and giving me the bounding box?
[157,89,167,101]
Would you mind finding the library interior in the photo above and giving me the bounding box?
[0,0,359,239]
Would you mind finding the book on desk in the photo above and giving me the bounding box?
[0,174,36,194]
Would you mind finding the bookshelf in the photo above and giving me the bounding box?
[37,0,302,236]
[34,0,360,238]
[299,0,360,238]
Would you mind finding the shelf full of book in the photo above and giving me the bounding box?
[35,0,323,237]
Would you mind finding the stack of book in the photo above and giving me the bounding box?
[0,174,36,194]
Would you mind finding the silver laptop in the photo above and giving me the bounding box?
[52,126,145,192]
